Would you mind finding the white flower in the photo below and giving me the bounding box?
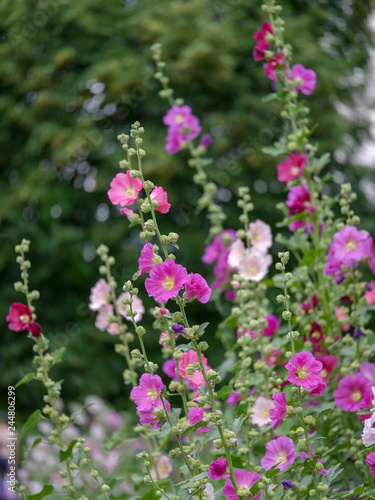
[251,396,275,427]
[247,219,273,252]
[228,239,246,270]
[362,413,375,447]
[238,248,272,282]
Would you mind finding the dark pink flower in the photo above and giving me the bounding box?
[286,186,315,231]
[145,259,188,303]
[277,153,306,183]
[7,303,34,331]
[188,407,204,427]
[366,453,375,476]
[309,379,327,398]
[108,171,143,207]
[184,273,212,303]
[261,437,296,471]
[289,64,317,95]
[223,469,262,500]
[208,457,228,480]
[333,374,372,412]
[138,398,170,429]
[262,314,280,337]
[227,390,241,405]
[263,51,284,81]
[130,373,164,411]
[139,243,159,275]
[269,392,287,430]
[315,354,339,380]
[150,186,171,214]
[178,350,210,388]
[253,21,273,62]
[202,230,237,291]
[162,358,178,380]
[27,322,42,338]
[286,351,323,391]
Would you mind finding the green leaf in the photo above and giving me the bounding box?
[196,322,209,337]
[272,484,285,500]
[20,410,42,440]
[51,347,66,365]
[59,439,77,462]
[262,138,288,157]
[314,407,332,423]
[301,457,318,476]
[321,463,343,486]
[265,464,281,479]
[217,385,233,400]
[176,342,194,352]
[262,93,280,102]
[24,437,42,458]
[232,414,247,435]
[312,152,331,172]
[15,372,35,388]
[26,485,53,500]
[103,428,127,451]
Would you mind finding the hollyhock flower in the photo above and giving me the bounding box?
[89,279,111,311]
[108,171,143,207]
[200,134,212,148]
[95,304,114,331]
[282,481,295,490]
[365,281,375,304]
[202,230,237,290]
[261,437,296,471]
[171,323,186,335]
[227,390,241,405]
[150,455,172,480]
[366,453,375,476]
[309,379,327,397]
[335,306,350,332]
[333,374,372,412]
[145,259,188,303]
[205,483,215,500]
[27,322,42,338]
[247,220,272,252]
[188,407,204,427]
[107,322,121,336]
[7,303,34,331]
[315,354,339,380]
[130,373,164,411]
[150,186,171,214]
[300,446,329,475]
[286,351,323,391]
[116,292,144,323]
[324,226,373,275]
[237,326,258,340]
[228,239,246,270]
[363,414,375,447]
[163,359,178,380]
[277,152,306,183]
[286,186,315,231]
[138,398,170,429]
[266,349,283,367]
[361,362,375,386]
[263,51,284,80]
[238,248,272,282]
[163,105,194,127]
[269,392,287,430]
[159,332,170,348]
[309,322,325,347]
[223,469,262,500]
[251,396,275,427]
[208,457,228,480]
[289,64,317,95]
[138,243,161,275]
[119,207,133,219]
[178,350,210,388]
[184,273,212,303]
[165,115,201,155]
[253,21,273,61]
[263,314,280,337]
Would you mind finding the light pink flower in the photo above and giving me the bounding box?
[119,207,133,219]
[228,239,246,270]
[178,350,210,388]
[116,292,145,323]
[361,362,375,386]
[108,171,143,207]
[150,455,172,480]
[130,373,164,411]
[6,303,34,331]
[277,153,306,183]
[269,393,287,430]
[335,306,350,332]
[208,457,228,480]
[164,106,201,155]
[238,248,272,282]
[333,374,372,412]
[205,483,215,500]
[188,407,204,427]
[107,323,121,336]
[286,351,323,391]
[223,469,262,500]
[184,273,212,303]
[89,279,111,311]
[247,220,272,252]
[145,259,188,303]
[150,186,171,214]
[95,304,114,331]
[366,452,375,476]
[159,332,170,348]
[362,414,375,447]
[138,398,170,429]
[251,396,275,427]
[289,64,317,95]
[261,436,296,471]
[263,314,280,337]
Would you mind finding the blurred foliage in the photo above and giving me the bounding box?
[1,0,374,418]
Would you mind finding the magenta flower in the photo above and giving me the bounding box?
[208,457,228,480]
[27,322,42,338]
[178,349,210,388]
[108,171,143,207]
[290,64,317,95]
[286,186,315,231]
[366,453,375,476]
[253,21,273,62]
[269,392,287,430]
[333,374,372,412]
[130,373,164,411]
[286,351,323,391]
[7,303,34,331]
[309,379,327,398]
[202,230,237,291]
[277,152,306,183]
[227,390,241,405]
[162,358,178,380]
[188,407,204,427]
[200,134,212,148]
[164,106,201,155]
[163,105,195,127]
[184,273,212,303]
[263,51,284,80]
[150,186,171,214]
[261,436,296,471]
[145,259,188,303]
[223,469,262,500]
[262,314,280,337]
[315,354,339,380]
[138,243,160,275]
[138,398,170,429]
[247,220,273,252]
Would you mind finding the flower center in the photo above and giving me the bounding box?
[295,367,308,379]
[278,452,287,463]
[321,369,327,379]
[247,264,258,275]
[147,388,158,401]
[20,314,30,324]
[252,232,259,241]
[175,114,185,123]
[352,390,362,402]
[312,331,322,340]
[291,166,300,175]
[163,277,175,290]
[346,240,356,251]
[126,187,136,197]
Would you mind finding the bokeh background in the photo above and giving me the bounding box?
[1,0,375,420]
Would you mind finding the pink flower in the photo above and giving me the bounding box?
[335,306,350,332]
[200,134,212,148]
[130,373,164,411]
[205,484,215,500]
[145,260,188,303]
[184,273,212,303]
[277,153,306,183]
[365,281,375,305]
[251,396,275,427]
[269,392,288,430]
[300,446,329,475]
[266,349,282,367]
[286,351,323,391]
[261,437,296,471]
[178,350,210,388]
[238,248,272,282]
[247,220,273,252]
[150,455,172,480]
[263,51,284,80]
[263,314,280,337]
[119,207,133,219]
[116,292,145,323]
[159,332,170,348]
[289,64,317,95]
[138,398,170,429]
[309,379,327,398]
[361,362,375,386]
[95,304,114,331]
[253,21,273,62]
[163,105,195,127]
[362,414,375,447]
[7,303,34,331]
[89,279,111,311]
[107,323,121,336]
[162,359,177,380]
[139,243,160,275]
[228,239,246,269]
[315,354,339,380]
[150,186,171,214]
[227,391,241,405]
[208,457,228,480]
[366,453,375,476]
[27,322,42,338]
[333,374,372,412]
[108,171,143,207]
[223,470,262,500]
[164,106,201,155]
[286,186,315,231]
[188,407,204,426]
[324,226,373,276]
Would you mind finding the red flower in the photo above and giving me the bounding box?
[7,303,33,331]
